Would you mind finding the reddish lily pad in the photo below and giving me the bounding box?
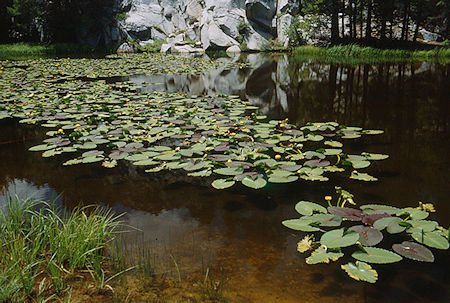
[328,207,363,221]
[349,225,383,246]
[392,241,434,262]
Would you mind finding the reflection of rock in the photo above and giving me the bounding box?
[130,56,246,97]
[0,179,63,210]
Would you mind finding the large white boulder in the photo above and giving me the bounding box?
[245,0,276,31]
[277,14,293,47]
[201,13,239,50]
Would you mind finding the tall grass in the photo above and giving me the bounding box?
[0,195,122,302]
[293,44,450,64]
[0,43,111,60]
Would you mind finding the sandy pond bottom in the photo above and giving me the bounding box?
[0,54,449,302]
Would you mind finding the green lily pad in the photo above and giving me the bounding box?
[320,228,359,249]
[282,218,320,232]
[341,261,378,283]
[411,231,449,250]
[352,247,402,264]
[29,144,54,151]
[241,177,267,189]
[187,169,212,177]
[360,204,400,215]
[306,246,344,264]
[268,175,298,183]
[373,217,406,234]
[295,201,327,216]
[396,208,429,220]
[211,179,235,189]
[361,152,389,161]
[350,171,378,181]
[213,167,244,176]
[405,220,438,232]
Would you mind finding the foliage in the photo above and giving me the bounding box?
[136,39,165,53]
[283,188,449,283]
[293,45,450,64]
[286,17,308,47]
[0,54,388,191]
[0,42,107,59]
[0,195,122,301]
[4,0,116,44]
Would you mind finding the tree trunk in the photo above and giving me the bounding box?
[341,0,346,37]
[366,0,372,39]
[413,0,424,42]
[401,0,411,41]
[331,0,340,43]
[359,0,363,38]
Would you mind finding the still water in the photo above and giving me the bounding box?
[0,54,449,302]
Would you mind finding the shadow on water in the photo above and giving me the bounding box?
[0,54,449,302]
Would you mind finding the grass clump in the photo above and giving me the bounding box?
[0,43,109,60]
[293,44,450,64]
[0,196,122,302]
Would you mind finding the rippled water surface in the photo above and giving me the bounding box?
[1,54,449,302]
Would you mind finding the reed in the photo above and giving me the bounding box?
[0,195,121,301]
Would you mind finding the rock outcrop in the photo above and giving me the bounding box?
[113,0,311,52]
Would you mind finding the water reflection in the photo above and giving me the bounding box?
[0,54,449,302]
[0,178,62,210]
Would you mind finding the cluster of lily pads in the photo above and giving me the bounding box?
[283,188,449,283]
[1,54,387,189]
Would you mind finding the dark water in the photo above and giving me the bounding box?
[1,54,449,302]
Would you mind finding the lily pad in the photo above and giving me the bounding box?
[211,179,235,189]
[392,241,434,262]
[352,247,402,264]
[241,176,267,189]
[268,175,298,183]
[350,171,378,181]
[320,228,359,249]
[373,217,405,234]
[295,201,328,216]
[411,231,449,250]
[396,208,429,220]
[328,207,363,221]
[282,218,320,232]
[349,225,383,246]
[341,261,378,283]
[306,246,344,264]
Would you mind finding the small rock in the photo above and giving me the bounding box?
[160,43,171,53]
[226,45,241,53]
[116,42,136,54]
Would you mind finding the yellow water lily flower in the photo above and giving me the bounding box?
[275,154,281,160]
[57,128,64,134]
[297,235,314,253]
[417,201,435,212]
[325,196,332,201]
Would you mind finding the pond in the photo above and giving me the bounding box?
[0,53,449,302]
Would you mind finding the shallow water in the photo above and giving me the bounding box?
[0,54,449,302]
